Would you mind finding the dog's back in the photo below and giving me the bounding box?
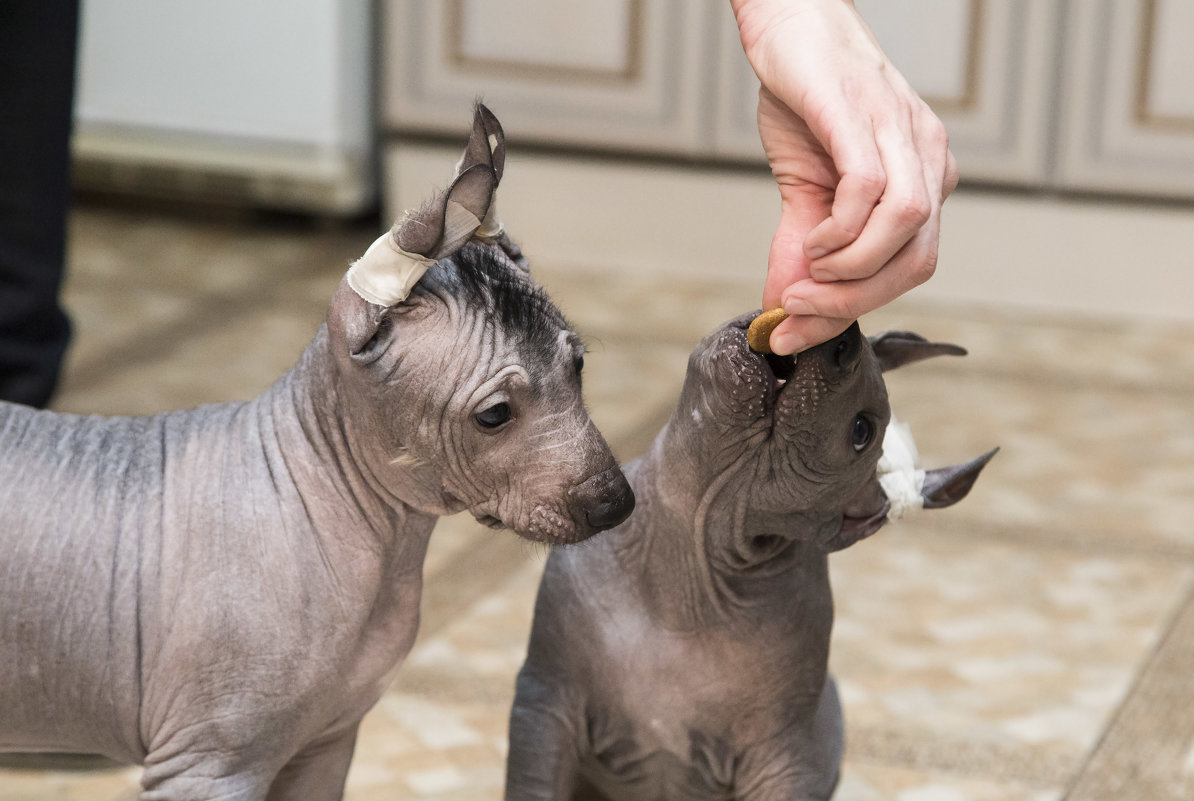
[0,400,171,757]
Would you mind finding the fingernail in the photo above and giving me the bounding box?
[771,331,805,355]
[805,246,828,260]
[784,298,817,316]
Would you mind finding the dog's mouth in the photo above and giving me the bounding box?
[715,314,799,408]
[823,504,890,552]
[475,514,505,530]
[763,351,797,389]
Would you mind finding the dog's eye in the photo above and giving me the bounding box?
[851,414,874,452]
[475,402,512,429]
[575,355,585,375]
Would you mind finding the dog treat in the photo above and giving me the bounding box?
[747,308,790,354]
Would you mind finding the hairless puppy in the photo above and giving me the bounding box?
[506,316,994,801]
[0,106,634,800]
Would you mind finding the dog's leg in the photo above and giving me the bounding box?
[734,680,844,801]
[505,674,582,801]
[266,724,359,801]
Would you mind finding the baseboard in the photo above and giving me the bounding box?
[74,124,376,216]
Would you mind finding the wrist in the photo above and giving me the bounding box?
[732,0,859,54]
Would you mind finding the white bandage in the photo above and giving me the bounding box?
[475,200,504,240]
[346,231,437,307]
[877,415,925,520]
[454,133,504,241]
[441,200,483,247]
[345,200,485,307]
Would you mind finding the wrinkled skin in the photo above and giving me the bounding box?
[506,315,991,801]
[0,108,633,801]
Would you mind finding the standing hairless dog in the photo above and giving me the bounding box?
[0,106,634,800]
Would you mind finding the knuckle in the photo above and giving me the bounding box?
[924,117,950,150]
[834,293,867,321]
[909,250,939,287]
[853,167,887,198]
[894,194,932,228]
[944,153,961,195]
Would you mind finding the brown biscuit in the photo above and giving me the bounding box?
[747,308,790,354]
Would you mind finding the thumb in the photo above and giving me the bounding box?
[764,184,834,310]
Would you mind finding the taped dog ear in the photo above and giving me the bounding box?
[346,104,505,308]
[457,103,505,184]
[394,163,497,260]
[869,331,967,372]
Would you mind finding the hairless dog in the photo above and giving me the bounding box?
[506,316,994,801]
[0,106,634,800]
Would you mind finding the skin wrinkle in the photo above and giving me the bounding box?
[438,320,498,515]
[687,450,756,624]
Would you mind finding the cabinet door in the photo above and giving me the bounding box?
[1057,0,1194,197]
[382,0,710,155]
[712,0,1061,185]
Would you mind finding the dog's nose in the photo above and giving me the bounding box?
[809,321,862,371]
[585,490,636,530]
[571,466,636,532]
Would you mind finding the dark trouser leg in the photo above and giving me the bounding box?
[0,0,79,407]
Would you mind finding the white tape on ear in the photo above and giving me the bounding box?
[442,200,483,247]
[475,201,504,239]
[345,231,437,307]
[877,415,925,520]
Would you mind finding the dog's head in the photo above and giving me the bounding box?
[661,315,993,565]
[325,105,633,544]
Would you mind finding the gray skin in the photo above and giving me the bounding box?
[0,106,633,801]
[506,315,995,801]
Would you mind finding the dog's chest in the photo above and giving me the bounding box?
[579,606,826,801]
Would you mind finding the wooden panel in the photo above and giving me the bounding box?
[857,0,977,111]
[711,0,1061,185]
[1142,0,1194,123]
[382,0,710,155]
[454,0,635,78]
[1058,0,1194,197]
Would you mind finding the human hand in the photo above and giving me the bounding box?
[731,0,959,355]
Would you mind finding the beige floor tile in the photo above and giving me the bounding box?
[68,205,373,295]
[880,370,1194,555]
[1063,587,1194,801]
[830,529,1193,781]
[0,763,140,801]
[349,561,546,801]
[835,762,1061,801]
[422,513,492,578]
[54,303,326,415]
[864,301,1194,395]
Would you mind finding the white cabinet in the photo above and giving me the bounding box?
[383,0,712,155]
[1058,0,1194,198]
[75,0,375,215]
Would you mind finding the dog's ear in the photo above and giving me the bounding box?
[869,331,967,372]
[332,105,508,357]
[397,101,506,255]
[456,102,504,186]
[393,162,498,260]
[922,448,999,509]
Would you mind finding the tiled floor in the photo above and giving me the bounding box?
[2,191,1193,801]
